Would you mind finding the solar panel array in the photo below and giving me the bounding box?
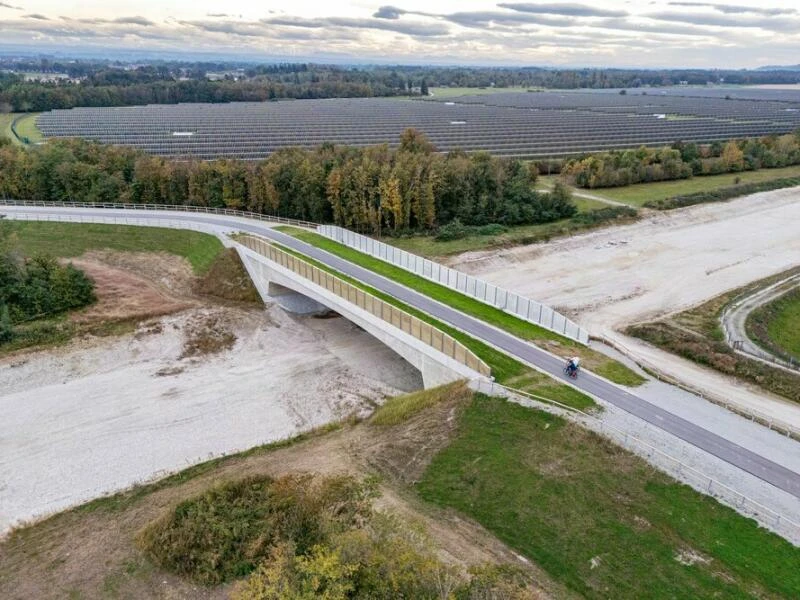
[36,88,800,161]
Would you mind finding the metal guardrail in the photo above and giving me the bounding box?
[0,199,318,229]
[317,224,590,345]
[594,334,800,441]
[238,235,491,378]
[474,379,800,545]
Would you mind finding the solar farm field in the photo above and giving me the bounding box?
[36,88,800,161]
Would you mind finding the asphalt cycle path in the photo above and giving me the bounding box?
[7,206,800,500]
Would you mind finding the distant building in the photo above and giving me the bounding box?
[205,69,246,82]
[22,72,79,83]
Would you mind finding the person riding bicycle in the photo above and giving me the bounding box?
[565,356,580,377]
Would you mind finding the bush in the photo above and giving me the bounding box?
[0,250,96,328]
[475,223,508,236]
[138,474,377,585]
[435,218,468,241]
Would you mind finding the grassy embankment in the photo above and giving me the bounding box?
[275,226,644,388]
[579,164,800,207]
[627,267,800,404]
[4,385,796,598]
[0,221,225,354]
[746,286,800,364]
[1,221,223,274]
[268,239,596,411]
[417,392,800,599]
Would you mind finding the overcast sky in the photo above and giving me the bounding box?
[1,1,799,68]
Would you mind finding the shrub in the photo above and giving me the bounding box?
[435,218,468,241]
[138,474,377,585]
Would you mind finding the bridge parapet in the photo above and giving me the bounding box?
[237,235,491,381]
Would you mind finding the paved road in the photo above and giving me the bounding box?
[722,273,800,372]
[6,206,800,501]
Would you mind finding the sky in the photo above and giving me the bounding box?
[1,1,799,68]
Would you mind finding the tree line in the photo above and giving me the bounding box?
[3,56,800,112]
[0,130,576,233]
[563,132,800,188]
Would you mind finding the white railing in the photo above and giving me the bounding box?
[317,224,590,345]
[0,199,318,229]
[473,379,800,546]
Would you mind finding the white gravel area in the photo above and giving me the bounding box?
[452,186,800,430]
[0,306,422,535]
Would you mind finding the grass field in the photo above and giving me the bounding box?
[275,227,645,388]
[12,113,43,144]
[588,164,800,206]
[418,394,800,599]
[747,287,800,363]
[0,221,223,274]
[0,112,42,145]
[271,240,597,410]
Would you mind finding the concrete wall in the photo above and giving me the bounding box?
[317,224,590,345]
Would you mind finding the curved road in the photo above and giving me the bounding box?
[5,206,800,501]
[723,274,800,371]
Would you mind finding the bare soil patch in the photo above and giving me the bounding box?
[69,254,195,325]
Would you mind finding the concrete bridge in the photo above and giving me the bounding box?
[3,203,800,515]
[234,235,490,388]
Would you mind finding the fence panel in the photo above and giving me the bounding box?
[315,225,589,345]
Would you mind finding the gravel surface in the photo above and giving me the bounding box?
[452,186,800,430]
[0,306,421,535]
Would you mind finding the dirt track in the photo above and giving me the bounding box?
[450,186,800,426]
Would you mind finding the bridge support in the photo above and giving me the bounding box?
[235,245,483,389]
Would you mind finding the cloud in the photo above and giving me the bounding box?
[112,16,155,27]
[373,6,405,20]
[646,10,800,32]
[179,19,268,37]
[593,17,719,37]
[23,13,48,20]
[0,2,22,9]
[667,3,796,16]
[498,3,628,18]
[262,15,450,37]
[206,13,231,18]
[443,10,574,28]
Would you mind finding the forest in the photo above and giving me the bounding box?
[0,130,576,233]
[564,132,800,188]
[3,57,800,112]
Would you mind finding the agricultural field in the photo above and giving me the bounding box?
[35,87,800,160]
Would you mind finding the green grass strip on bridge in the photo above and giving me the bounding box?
[263,239,596,411]
[275,226,644,388]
